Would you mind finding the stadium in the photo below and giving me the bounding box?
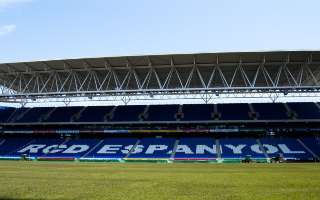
[0,51,320,199]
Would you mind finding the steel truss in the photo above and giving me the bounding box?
[0,51,320,104]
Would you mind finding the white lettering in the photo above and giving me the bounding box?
[97,145,122,154]
[121,145,144,154]
[18,144,46,154]
[175,145,194,154]
[43,145,67,154]
[63,145,89,154]
[224,144,246,154]
[196,145,217,154]
[145,145,168,154]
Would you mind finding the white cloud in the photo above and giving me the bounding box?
[0,24,16,37]
[0,0,32,8]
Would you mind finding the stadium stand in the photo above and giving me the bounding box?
[84,138,138,159]
[219,138,267,160]
[174,137,217,160]
[181,104,213,121]
[127,138,176,158]
[77,106,114,122]
[0,137,319,162]
[253,103,289,120]
[45,106,82,122]
[0,107,16,122]
[1,102,320,123]
[0,52,320,163]
[287,102,320,119]
[260,138,314,160]
[299,137,320,158]
[111,105,145,122]
[146,105,179,121]
[217,104,251,120]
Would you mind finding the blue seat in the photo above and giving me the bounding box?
[299,137,320,157]
[218,104,250,120]
[111,105,145,121]
[260,138,314,160]
[253,103,289,120]
[181,104,213,121]
[219,138,265,159]
[77,106,114,122]
[42,139,100,158]
[17,107,51,123]
[84,138,138,159]
[0,137,319,161]
[128,138,176,158]
[0,107,16,122]
[147,105,179,121]
[45,107,82,122]
[287,102,320,119]
[174,137,217,159]
[14,138,66,157]
[0,138,33,156]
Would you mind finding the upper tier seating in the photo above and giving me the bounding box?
[146,105,179,121]
[0,102,320,123]
[77,106,114,122]
[45,107,82,122]
[111,105,145,121]
[287,102,320,119]
[252,103,289,120]
[181,104,213,121]
[16,107,51,123]
[0,107,16,123]
[217,104,251,120]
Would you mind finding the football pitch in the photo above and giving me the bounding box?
[0,161,319,200]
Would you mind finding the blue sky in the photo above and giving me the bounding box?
[0,0,319,63]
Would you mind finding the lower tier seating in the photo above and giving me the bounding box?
[0,136,318,161]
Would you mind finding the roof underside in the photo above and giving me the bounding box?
[0,51,320,101]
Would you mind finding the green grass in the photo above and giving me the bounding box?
[0,161,319,200]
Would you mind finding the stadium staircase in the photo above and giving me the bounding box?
[256,139,270,161]
[170,139,180,161]
[215,139,222,163]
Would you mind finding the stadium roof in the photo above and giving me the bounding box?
[0,51,320,104]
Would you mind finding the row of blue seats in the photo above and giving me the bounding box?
[0,137,319,160]
[0,102,319,123]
